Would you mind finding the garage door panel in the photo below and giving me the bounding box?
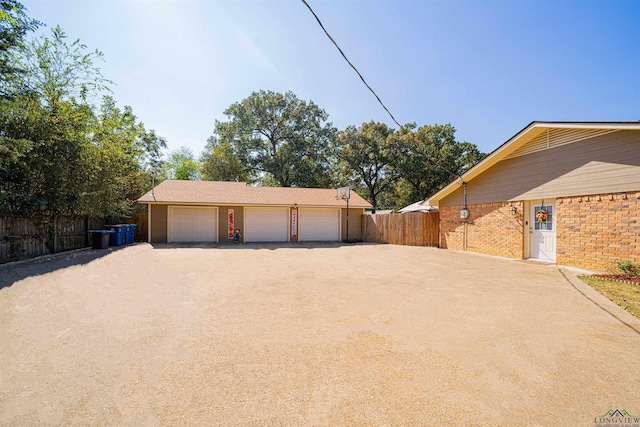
[299,209,340,242]
[170,207,218,242]
[245,208,289,242]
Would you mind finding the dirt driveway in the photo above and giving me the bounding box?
[1,243,639,425]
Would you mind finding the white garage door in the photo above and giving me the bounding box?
[245,207,289,242]
[299,208,340,242]
[169,207,218,243]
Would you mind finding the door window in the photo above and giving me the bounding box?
[534,205,553,231]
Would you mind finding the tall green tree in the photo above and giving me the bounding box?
[167,146,201,180]
[0,0,41,98]
[12,25,111,106]
[0,91,94,214]
[139,128,167,173]
[0,25,167,218]
[0,0,39,188]
[0,26,108,214]
[334,121,398,210]
[390,123,484,209]
[81,96,145,218]
[208,90,336,187]
[200,135,249,182]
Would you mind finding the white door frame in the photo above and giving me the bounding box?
[527,199,556,262]
[298,207,341,242]
[244,206,290,243]
[167,206,219,243]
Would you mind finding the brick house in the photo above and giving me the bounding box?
[426,122,640,272]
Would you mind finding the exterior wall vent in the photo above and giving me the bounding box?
[504,128,619,160]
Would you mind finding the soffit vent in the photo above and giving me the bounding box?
[504,128,620,160]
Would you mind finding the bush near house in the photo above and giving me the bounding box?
[615,260,640,278]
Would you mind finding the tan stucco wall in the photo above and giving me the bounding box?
[342,208,363,241]
[219,207,245,243]
[151,205,235,244]
[149,204,167,243]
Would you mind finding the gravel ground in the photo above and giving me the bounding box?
[1,243,639,426]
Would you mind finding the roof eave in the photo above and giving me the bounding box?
[138,200,372,208]
[426,121,640,204]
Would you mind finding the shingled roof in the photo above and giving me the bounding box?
[138,180,373,208]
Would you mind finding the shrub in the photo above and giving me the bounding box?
[616,260,640,277]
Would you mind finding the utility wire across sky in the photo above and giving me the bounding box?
[300,0,402,129]
[301,0,466,185]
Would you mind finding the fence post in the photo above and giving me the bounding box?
[84,216,89,247]
[53,215,58,254]
[362,215,366,242]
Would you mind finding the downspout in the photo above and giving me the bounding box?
[149,171,156,243]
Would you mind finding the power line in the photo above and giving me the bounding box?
[300,0,465,186]
[300,0,402,128]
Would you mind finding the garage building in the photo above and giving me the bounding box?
[138,180,372,244]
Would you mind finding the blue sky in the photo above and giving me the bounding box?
[22,0,640,156]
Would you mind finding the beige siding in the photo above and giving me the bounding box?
[150,204,168,243]
[503,128,620,160]
[441,130,640,206]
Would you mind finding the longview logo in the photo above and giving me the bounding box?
[595,409,640,427]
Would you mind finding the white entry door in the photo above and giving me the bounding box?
[529,201,556,262]
[245,207,289,242]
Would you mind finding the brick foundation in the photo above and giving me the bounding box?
[556,191,640,271]
[440,202,525,259]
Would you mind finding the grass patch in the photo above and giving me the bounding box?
[579,276,640,319]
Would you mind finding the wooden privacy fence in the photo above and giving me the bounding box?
[0,215,106,264]
[363,211,439,247]
[126,213,148,242]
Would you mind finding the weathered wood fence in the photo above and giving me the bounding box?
[0,215,106,264]
[362,211,439,246]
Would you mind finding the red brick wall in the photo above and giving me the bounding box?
[557,192,640,271]
[440,202,525,259]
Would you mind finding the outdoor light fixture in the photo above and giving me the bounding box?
[510,206,518,216]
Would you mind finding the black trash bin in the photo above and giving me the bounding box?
[89,230,113,249]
